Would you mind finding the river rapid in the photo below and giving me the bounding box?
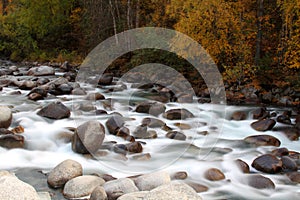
[0,66,299,200]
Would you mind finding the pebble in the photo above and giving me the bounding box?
[244,135,281,147]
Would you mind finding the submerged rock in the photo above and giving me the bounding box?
[0,106,12,128]
[47,159,83,188]
[247,174,275,189]
[37,102,70,119]
[252,154,282,174]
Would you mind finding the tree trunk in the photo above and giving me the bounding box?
[255,0,264,66]
[109,0,119,44]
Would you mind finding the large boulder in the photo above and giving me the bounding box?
[27,66,55,76]
[0,171,40,200]
[37,102,70,119]
[47,159,83,188]
[63,175,105,199]
[0,106,12,128]
[72,121,105,154]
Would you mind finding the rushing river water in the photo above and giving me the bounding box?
[0,71,299,200]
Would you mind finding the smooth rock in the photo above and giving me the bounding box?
[276,115,291,124]
[0,134,24,149]
[98,73,113,86]
[244,135,281,147]
[86,92,105,101]
[252,108,268,119]
[281,156,298,172]
[106,115,125,135]
[271,147,289,157]
[47,159,83,188]
[57,83,73,95]
[185,181,208,193]
[171,171,188,180]
[0,106,12,128]
[163,109,194,120]
[28,92,44,101]
[72,87,87,95]
[63,175,105,199]
[134,171,171,191]
[141,117,165,128]
[287,172,300,183]
[251,119,276,131]
[135,102,166,116]
[166,131,187,141]
[90,186,108,200]
[18,80,36,90]
[72,121,105,154]
[27,66,55,76]
[117,191,149,200]
[37,102,70,119]
[103,178,139,200]
[252,154,282,174]
[204,168,225,181]
[0,171,40,200]
[231,111,247,121]
[144,181,202,200]
[247,174,275,189]
[235,159,250,173]
[126,142,143,153]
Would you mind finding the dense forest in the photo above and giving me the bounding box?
[0,0,299,92]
